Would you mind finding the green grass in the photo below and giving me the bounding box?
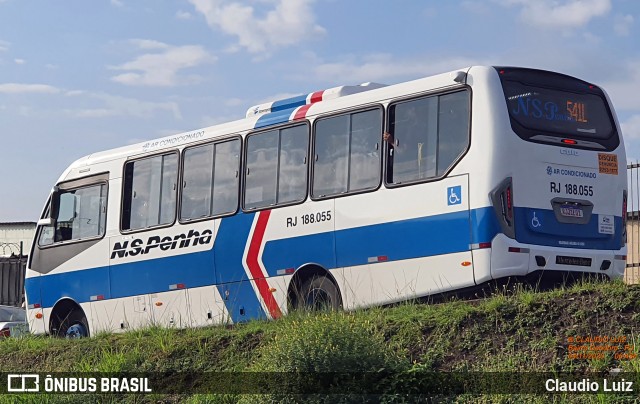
[1,279,640,403]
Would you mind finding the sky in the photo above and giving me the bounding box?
[0,0,639,221]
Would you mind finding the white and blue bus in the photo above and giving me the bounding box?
[25,66,627,337]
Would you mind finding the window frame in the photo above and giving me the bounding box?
[310,104,385,201]
[37,172,109,249]
[241,121,311,212]
[178,135,243,224]
[120,150,180,234]
[383,87,472,190]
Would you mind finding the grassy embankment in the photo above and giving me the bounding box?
[1,280,640,403]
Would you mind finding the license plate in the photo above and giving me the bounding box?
[560,205,583,218]
[556,256,592,266]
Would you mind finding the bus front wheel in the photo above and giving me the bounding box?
[296,276,341,311]
[55,310,89,338]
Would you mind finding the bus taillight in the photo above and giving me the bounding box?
[491,177,515,239]
[505,186,513,219]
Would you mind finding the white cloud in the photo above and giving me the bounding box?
[602,61,640,111]
[188,0,325,54]
[622,115,640,140]
[461,1,490,15]
[110,40,216,87]
[0,40,9,52]
[0,83,60,94]
[614,14,634,36]
[110,0,124,7]
[128,39,170,50]
[622,115,640,162]
[306,54,483,84]
[14,58,25,64]
[66,92,182,119]
[500,0,611,29]
[176,10,192,19]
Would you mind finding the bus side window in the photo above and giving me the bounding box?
[437,91,470,176]
[122,152,178,231]
[387,90,470,185]
[244,124,308,210]
[38,183,107,246]
[312,108,382,198]
[181,138,240,221]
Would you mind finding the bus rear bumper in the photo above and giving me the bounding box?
[490,233,626,281]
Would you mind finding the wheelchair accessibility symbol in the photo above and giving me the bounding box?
[531,212,542,228]
[447,186,462,206]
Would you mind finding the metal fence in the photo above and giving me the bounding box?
[627,163,640,284]
[0,257,25,306]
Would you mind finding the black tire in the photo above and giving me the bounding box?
[295,276,341,311]
[54,309,89,338]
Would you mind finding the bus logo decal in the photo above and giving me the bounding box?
[243,210,283,319]
[110,229,213,259]
[448,186,462,206]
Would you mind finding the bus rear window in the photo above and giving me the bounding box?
[503,81,614,140]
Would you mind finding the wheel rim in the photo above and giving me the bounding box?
[66,323,88,338]
[306,287,331,310]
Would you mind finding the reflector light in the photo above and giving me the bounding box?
[499,70,505,74]
[478,242,492,249]
[155,302,163,307]
[508,247,521,253]
[0,328,10,337]
[561,139,578,145]
[35,313,43,319]
[461,261,472,267]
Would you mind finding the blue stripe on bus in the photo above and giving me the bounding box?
[27,207,502,309]
[109,250,216,299]
[262,208,499,276]
[270,94,307,113]
[471,206,501,245]
[216,281,268,323]
[254,107,296,129]
[33,266,111,308]
[514,207,623,250]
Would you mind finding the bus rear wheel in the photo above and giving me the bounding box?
[296,276,341,311]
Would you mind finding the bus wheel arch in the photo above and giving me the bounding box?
[50,298,90,338]
[288,264,343,311]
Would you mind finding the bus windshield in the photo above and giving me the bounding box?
[502,81,614,140]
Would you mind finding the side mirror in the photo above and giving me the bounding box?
[37,218,54,227]
[39,185,60,228]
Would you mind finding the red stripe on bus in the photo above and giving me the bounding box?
[310,90,324,103]
[293,104,312,120]
[246,210,282,319]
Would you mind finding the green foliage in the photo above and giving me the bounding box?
[1,279,639,402]
[252,312,406,373]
